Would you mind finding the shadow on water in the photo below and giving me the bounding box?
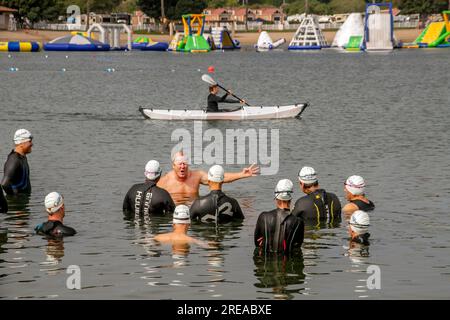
[253,251,305,300]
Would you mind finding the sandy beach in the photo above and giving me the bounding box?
[0,28,422,45]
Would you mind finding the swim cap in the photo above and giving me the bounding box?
[14,129,32,145]
[173,205,190,224]
[208,165,224,183]
[45,192,64,214]
[144,160,162,180]
[274,179,294,201]
[349,210,370,235]
[298,166,317,184]
[345,175,366,195]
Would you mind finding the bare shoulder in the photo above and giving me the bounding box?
[343,202,358,214]
[154,233,171,242]
[158,171,174,187]
[191,169,207,184]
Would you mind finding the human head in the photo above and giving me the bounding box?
[344,175,366,200]
[274,179,293,208]
[173,205,191,230]
[209,85,218,94]
[14,129,33,154]
[348,210,370,237]
[144,160,162,181]
[172,151,189,180]
[45,192,65,219]
[298,166,318,193]
[208,165,224,190]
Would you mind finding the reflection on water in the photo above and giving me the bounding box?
[343,240,372,298]
[253,251,305,300]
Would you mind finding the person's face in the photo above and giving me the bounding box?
[20,139,33,154]
[344,186,352,200]
[212,86,218,95]
[173,160,188,179]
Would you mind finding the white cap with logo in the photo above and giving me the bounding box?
[144,160,162,180]
[45,192,64,214]
[173,205,191,224]
[345,175,366,195]
[274,179,294,201]
[14,129,32,145]
[208,165,224,183]
[349,210,370,234]
[298,166,318,184]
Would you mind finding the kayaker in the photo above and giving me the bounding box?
[190,165,244,224]
[157,151,259,205]
[35,192,77,238]
[1,129,33,195]
[342,175,375,215]
[254,179,304,255]
[123,160,175,219]
[207,85,246,112]
[291,166,341,224]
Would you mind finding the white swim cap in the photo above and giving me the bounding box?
[298,166,318,184]
[45,192,64,214]
[345,175,366,195]
[173,205,191,224]
[274,179,294,201]
[14,129,32,145]
[349,210,370,235]
[144,160,162,180]
[208,165,224,183]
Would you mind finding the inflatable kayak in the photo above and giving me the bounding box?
[139,103,308,120]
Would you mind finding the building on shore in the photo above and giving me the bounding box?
[0,6,17,30]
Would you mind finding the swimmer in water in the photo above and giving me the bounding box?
[342,175,375,215]
[1,129,33,195]
[157,151,259,205]
[254,179,304,255]
[190,165,244,224]
[35,192,76,238]
[348,210,370,245]
[123,160,175,219]
[291,166,341,224]
[154,205,208,249]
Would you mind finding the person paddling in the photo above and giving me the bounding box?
[207,85,246,112]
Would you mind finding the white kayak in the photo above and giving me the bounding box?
[139,103,308,120]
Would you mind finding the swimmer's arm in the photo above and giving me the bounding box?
[223,164,260,183]
[254,215,264,247]
[1,159,19,194]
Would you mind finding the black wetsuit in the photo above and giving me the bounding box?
[207,93,240,112]
[35,220,77,237]
[190,190,244,223]
[0,186,7,213]
[254,208,304,254]
[291,189,341,223]
[350,199,375,211]
[1,150,31,195]
[123,180,175,218]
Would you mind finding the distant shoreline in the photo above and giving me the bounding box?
[0,28,421,45]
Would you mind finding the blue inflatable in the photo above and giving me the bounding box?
[139,42,169,51]
[44,35,110,51]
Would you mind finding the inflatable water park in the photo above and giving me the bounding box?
[0,41,40,52]
[404,10,450,48]
[331,13,364,52]
[288,15,329,50]
[255,31,285,51]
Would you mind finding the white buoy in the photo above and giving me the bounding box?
[45,55,48,58]
[61,68,66,72]
[65,55,69,59]
[8,54,12,58]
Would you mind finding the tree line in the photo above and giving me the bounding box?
[1,0,447,25]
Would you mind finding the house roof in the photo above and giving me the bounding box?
[0,6,18,13]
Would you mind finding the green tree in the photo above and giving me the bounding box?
[1,0,64,24]
[285,0,332,15]
[398,0,448,14]
[137,0,178,19]
[175,0,208,18]
[329,0,365,14]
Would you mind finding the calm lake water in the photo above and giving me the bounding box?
[0,48,449,299]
